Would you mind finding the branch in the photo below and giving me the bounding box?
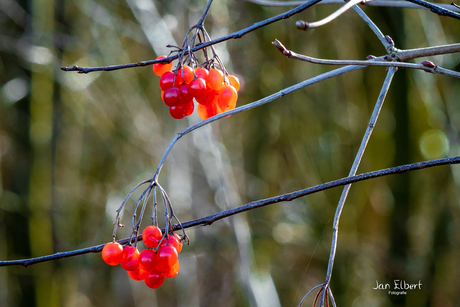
[245,0,460,12]
[295,0,363,30]
[404,0,460,19]
[2,156,459,268]
[272,39,460,79]
[60,0,322,74]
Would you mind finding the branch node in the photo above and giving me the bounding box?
[296,20,309,31]
[385,35,394,46]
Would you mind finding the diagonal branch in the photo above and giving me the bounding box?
[404,0,460,19]
[1,155,459,268]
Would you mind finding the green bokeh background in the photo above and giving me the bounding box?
[1,0,460,306]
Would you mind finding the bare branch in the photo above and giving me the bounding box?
[272,39,460,79]
[2,155,459,268]
[404,0,460,19]
[246,0,460,12]
[352,5,391,50]
[295,0,363,30]
[320,67,397,306]
[398,43,460,61]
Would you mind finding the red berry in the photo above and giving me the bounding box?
[165,261,180,278]
[139,249,157,271]
[128,265,150,281]
[179,84,193,104]
[160,235,181,253]
[189,78,207,99]
[121,246,140,271]
[159,71,175,91]
[163,87,181,107]
[173,234,183,253]
[169,104,187,119]
[184,100,194,116]
[101,242,123,266]
[152,56,172,76]
[178,65,194,85]
[217,85,238,113]
[197,102,218,120]
[145,271,165,289]
[207,69,224,90]
[156,245,178,270]
[194,67,209,80]
[142,225,162,248]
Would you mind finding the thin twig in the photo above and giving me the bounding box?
[60,0,322,73]
[397,43,460,61]
[319,67,397,306]
[295,0,363,30]
[1,155,459,268]
[351,5,391,50]
[272,39,460,79]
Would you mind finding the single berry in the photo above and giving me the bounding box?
[152,56,172,76]
[165,261,180,278]
[163,87,181,107]
[156,245,178,270]
[194,67,209,80]
[217,85,238,113]
[121,246,140,271]
[160,234,182,253]
[207,69,224,90]
[169,104,187,119]
[128,265,150,281]
[101,242,123,266]
[197,101,218,120]
[142,225,162,248]
[139,249,157,271]
[159,71,175,91]
[189,78,207,99]
[227,75,240,92]
[178,65,194,85]
[145,271,165,289]
[179,84,194,104]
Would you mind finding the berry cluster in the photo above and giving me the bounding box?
[153,56,240,120]
[101,225,182,289]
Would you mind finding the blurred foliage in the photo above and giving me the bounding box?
[1,0,460,306]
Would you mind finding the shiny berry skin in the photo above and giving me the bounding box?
[165,261,180,278]
[178,65,194,85]
[144,271,165,289]
[179,84,193,104]
[152,56,172,76]
[101,242,123,266]
[159,71,175,91]
[139,249,157,271]
[163,87,181,107]
[227,75,240,92]
[207,69,224,90]
[121,246,140,271]
[173,234,183,253]
[197,103,218,120]
[184,100,194,116]
[189,78,207,99]
[128,265,150,281]
[195,89,218,105]
[142,226,162,248]
[169,103,187,119]
[194,67,209,80]
[217,85,238,113]
[156,245,178,270]
[159,235,181,253]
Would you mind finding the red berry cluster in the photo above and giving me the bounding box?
[153,55,240,120]
[101,225,182,289]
